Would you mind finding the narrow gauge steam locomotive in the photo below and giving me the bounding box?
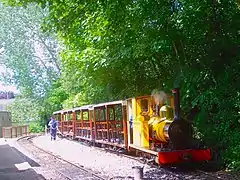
[53,88,211,166]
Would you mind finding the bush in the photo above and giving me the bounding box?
[29,122,45,133]
[181,66,240,171]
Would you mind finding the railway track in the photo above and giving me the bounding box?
[17,135,238,180]
[72,138,236,180]
[17,135,107,180]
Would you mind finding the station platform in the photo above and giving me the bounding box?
[0,138,45,180]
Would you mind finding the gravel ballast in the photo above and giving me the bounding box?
[32,135,223,180]
[4,134,237,180]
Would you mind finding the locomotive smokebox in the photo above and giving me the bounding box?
[172,88,180,120]
[168,88,193,149]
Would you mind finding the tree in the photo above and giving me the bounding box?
[0,2,67,132]
[0,2,60,98]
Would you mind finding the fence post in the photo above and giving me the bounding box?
[2,127,4,138]
[20,126,22,137]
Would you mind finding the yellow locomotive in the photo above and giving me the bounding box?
[127,88,210,165]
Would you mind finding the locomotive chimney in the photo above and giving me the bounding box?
[172,88,180,120]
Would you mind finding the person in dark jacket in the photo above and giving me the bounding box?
[46,118,50,134]
[48,116,58,140]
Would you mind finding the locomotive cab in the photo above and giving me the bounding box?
[131,97,151,148]
[128,94,174,151]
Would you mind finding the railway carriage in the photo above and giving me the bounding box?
[53,110,62,132]
[91,100,128,149]
[74,105,94,141]
[53,88,211,166]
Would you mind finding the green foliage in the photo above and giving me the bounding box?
[188,65,240,170]
[43,80,69,112]
[0,2,64,134]
[29,121,45,133]
[7,98,44,123]
[62,92,88,109]
[0,2,60,98]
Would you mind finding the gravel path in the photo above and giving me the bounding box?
[33,135,148,179]
[4,134,237,180]
[31,135,233,180]
[18,136,105,180]
[7,136,103,180]
[7,137,69,180]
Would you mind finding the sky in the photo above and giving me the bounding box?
[0,83,19,93]
[0,65,19,93]
[0,36,52,95]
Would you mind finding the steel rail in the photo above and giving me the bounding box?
[17,135,106,180]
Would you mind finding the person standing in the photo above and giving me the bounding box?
[48,116,58,140]
[45,118,50,134]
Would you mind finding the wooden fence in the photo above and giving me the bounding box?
[2,125,29,138]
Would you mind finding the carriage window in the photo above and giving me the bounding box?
[95,109,105,121]
[89,110,94,121]
[114,105,122,121]
[83,111,89,120]
[109,108,114,120]
[76,111,81,120]
[67,113,72,121]
[100,109,105,121]
[141,99,148,112]
[95,109,99,121]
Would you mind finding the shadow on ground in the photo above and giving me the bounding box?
[0,143,46,180]
[141,161,225,180]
